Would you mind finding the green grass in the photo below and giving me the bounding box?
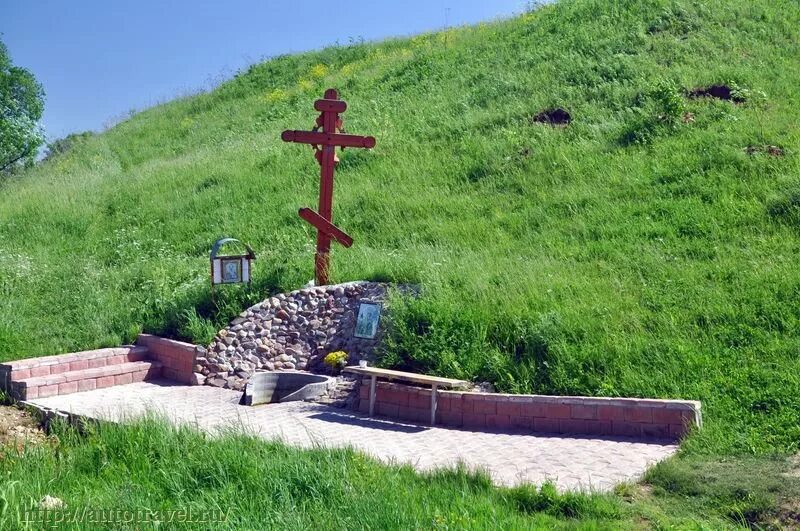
[1,0,799,526]
[0,418,795,529]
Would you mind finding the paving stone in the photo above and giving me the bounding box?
[29,381,678,492]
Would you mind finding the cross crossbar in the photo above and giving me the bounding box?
[281,130,376,149]
[281,88,376,286]
[298,207,353,248]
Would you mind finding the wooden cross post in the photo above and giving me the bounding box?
[281,89,376,286]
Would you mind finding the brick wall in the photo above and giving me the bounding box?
[358,381,701,440]
[136,334,197,384]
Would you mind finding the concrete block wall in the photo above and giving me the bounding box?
[136,334,198,384]
[358,381,701,440]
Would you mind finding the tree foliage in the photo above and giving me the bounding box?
[0,39,45,174]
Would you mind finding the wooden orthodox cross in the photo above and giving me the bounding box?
[281,88,376,286]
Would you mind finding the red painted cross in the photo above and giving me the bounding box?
[281,88,376,286]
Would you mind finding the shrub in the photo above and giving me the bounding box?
[323,351,348,370]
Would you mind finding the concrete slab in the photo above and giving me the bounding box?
[30,380,678,491]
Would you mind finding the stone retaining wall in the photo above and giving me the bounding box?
[136,334,198,384]
[196,282,388,390]
[357,380,701,440]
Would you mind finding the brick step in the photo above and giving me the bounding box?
[9,361,162,401]
[0,346,148,384]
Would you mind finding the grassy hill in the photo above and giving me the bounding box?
[1,0,799,465]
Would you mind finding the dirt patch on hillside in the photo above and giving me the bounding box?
[745,145,785,157]
[0,405,48,450]
[688,84,744,103]
[531,108,571,126]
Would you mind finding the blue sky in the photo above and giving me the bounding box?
[2,0,528,141]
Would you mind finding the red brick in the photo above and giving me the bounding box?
[128,350,148,362]
[437,395,451,412]
[69,360,89,371]
[437,410,463,427]
[585,420,613,436]
[168,345,192,359]
[450,398,468,414]
[642,423,671,439]
[462,413,487,429]
[375,386,391,402]
[669,424,687,438]
[43,374,67,386]
[25,386,39,400]
[96,376,115,389]
[485,414,512,430]
[131,370,148,382]
[624,406,653,424]
[571,404,597,420]
[472,399,497,416]
[377,402,400,418]
[651,408,683,425]
[58,381,78,395]
[78,379,97,392]
[521,402,548,418]
[496,401,521,417]
[409,393,431,410]
[87,358,106,369]
[49,364,70,374]
[533,417,560,433]
[30,365,50,378]
[398,406,428,423]
[108,355,126,365]
[547,403,572,419]
[176,357,195,371]
[463,394,485,413]
[39,384,59,398]
[511,416,533,430]
[597,405,625,421]
[359,385,370,400]
[393,390,411,406]
[95,365,117,377]
[612,422,642,438]
[11,368,31,380]
[559,419,588,434]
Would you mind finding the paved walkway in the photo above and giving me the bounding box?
[30,380,677,491]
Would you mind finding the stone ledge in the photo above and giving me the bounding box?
[358,380,701,440]
[136,334,197,384]
[0,346,147,370]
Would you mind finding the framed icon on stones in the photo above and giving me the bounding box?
[354,301,382,339]
[210,237,255,288]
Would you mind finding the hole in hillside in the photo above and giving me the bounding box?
[688,84,744,103]
[745,145,785,157]
[196,176,222,191]
[531,108,571,126]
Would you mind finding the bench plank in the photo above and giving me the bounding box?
[343,366,470,389]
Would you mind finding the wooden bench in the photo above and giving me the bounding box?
[343,366,470,425]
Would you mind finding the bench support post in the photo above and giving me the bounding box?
[369,374,377,416]
[430,383,438,426]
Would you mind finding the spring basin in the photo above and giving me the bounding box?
[242,371,334,406]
